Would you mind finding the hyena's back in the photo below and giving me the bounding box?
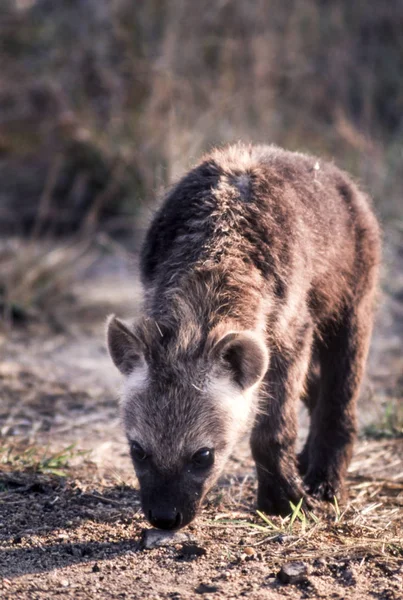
[141,143,379,330]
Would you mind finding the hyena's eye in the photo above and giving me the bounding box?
[191,448,214,469]
[130,441,148,462]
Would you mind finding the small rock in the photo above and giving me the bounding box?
[92,563,101,573]
[195,583,220,594]
[13,535,22,544]
[60,579,70,588]
[342,567,356,585]
[277,561,310,584]
[275,534,296,544]
[314,557,326,568]
[139,528,195,550]
[244,546,255,556]
[179,543,207,558]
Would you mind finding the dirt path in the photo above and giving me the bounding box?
[0,239,402,599]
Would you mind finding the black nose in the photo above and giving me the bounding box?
[148,508,182,530]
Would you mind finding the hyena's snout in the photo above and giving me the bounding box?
[147,506,183,530]
[141,482,202,530]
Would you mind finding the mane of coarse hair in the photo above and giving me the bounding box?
[132,299,204,364]
[133,270,264,368]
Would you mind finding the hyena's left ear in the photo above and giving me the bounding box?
[211,331,269,390]
[106,315,144,376]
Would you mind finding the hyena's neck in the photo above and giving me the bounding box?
[142,263,268,355]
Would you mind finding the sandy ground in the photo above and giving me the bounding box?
[0,231,402,599]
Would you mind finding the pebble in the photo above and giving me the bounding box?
[195,583,220,594]
[276,534,296,544]
[139,528,196,550]
[244,546,255,556]
[314,557,327,568]
[179,543,207,558]
[342,567,356,585]
[277,561,310,584]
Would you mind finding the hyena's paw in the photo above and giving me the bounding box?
[304,472,345,503]
[257,479,311,517]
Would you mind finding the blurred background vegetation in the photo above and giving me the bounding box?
[1,0,402,238]
[1,0,403,329]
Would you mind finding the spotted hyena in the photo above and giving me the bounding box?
[107,144,380,530]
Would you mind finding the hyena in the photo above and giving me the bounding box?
[107,144,380,530]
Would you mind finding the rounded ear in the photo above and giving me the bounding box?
[106,315,144,376]
[211,331,268,390]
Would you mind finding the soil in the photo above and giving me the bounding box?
[0,234,402,600]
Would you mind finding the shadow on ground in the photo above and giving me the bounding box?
[0,469,144,578]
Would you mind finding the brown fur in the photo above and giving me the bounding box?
[107,143,380,529]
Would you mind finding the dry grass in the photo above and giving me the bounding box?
[2,0,403,231]
[0,442,87,478]
[207,439,403,569]
[0,238,95,326]
[363,400,403,440]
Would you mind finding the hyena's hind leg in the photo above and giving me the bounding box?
[304,294,376,501]
[297,348,321,477]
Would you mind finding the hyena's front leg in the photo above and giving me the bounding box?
[297,350,321,477]
[304,299,374,501]
[251,325,313,516]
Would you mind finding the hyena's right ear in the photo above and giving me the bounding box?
[106,315,144,376]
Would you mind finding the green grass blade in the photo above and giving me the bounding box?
[289,498,304,530]
[256,510,280,530]
[309,511,320,524]
[333,495,341,522]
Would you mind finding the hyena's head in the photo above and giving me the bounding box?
[106,315,268,530]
